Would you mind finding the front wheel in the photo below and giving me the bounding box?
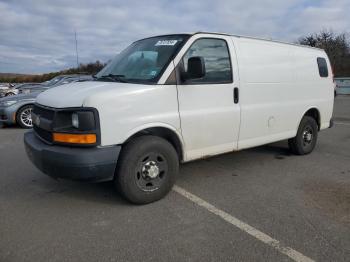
[288,116,318,155]
[16,105,33,128]
[115,136,179,204]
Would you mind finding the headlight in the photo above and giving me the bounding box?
[0,100,17,107]
[72,113,79,128]
[53,110,97,131]
[52,109,98,145]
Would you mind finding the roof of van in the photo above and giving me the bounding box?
[140,32,324,52]
[193,31,324,51]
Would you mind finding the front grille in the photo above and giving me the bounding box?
[0,115,8,120]
[33,104,55,120]
[33,104,55,143]
[34,125,53,143]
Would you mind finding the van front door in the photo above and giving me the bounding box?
[175,35,241,161]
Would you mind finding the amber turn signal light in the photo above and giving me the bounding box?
[53,133,97,144]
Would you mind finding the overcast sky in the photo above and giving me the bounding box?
[0,0,349,74]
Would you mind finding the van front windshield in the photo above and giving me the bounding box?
[95,34,190,84]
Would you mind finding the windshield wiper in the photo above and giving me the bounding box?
[95,74,128,83]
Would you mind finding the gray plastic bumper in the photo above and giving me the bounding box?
[24,131,121,182]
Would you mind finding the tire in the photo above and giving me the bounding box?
[115,135,179,204]
[5,92,16,96]
[288,116,318,155]
[16,105,33,129]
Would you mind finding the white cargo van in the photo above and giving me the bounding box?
[24,32,334,204]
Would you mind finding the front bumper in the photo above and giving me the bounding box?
[0,106,16,124]
[24,131,121,182]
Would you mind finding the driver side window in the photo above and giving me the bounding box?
[182,38,233,84]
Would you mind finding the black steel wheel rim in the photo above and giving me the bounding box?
[302,125,314,147]
[135,152,168,192]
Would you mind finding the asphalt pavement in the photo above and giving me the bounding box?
[0,96,349,262]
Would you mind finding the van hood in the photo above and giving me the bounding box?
[36,81,151,108]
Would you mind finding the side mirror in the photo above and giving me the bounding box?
[185,56,206,80]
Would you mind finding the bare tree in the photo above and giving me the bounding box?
[298,30,350,77]
[0,61,106,83]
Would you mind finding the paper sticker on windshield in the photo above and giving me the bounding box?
[155,40,178,46]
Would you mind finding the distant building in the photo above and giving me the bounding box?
[335,77,350,95]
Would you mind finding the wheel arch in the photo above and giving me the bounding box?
[299,107,321,130]
[123,124,185,161]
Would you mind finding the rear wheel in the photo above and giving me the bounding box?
[115,135,179,204]
[16,105,33,129]
[288,116,318,155]
[5,92,16,96]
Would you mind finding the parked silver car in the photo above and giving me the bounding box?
[0,83,10,94]
[0,92,39,128]
[17,74,90,94]
[0,83,39,97]
[0,75,92,128]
